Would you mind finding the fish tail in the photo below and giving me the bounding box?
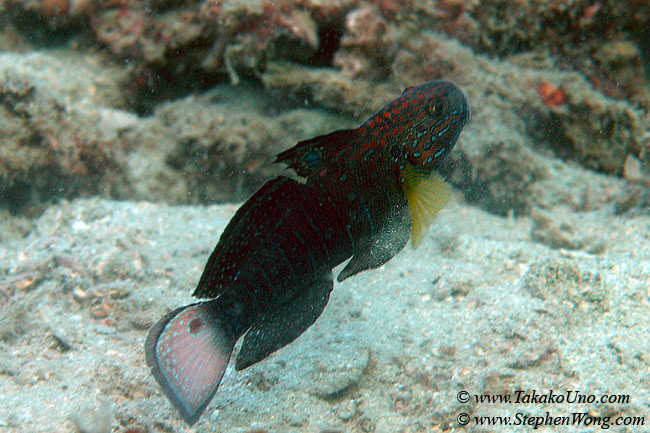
[145,299,241,425]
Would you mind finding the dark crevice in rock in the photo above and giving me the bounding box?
[5,4,84,48]
[309,22,343,67]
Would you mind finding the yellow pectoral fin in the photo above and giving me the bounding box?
[404,169,451,248]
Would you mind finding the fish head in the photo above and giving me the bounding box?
[390,80,470,176]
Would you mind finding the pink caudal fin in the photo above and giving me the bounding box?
[145,301,235,425]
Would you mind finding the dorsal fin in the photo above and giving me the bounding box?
[276,128,356,179]
[403,168,450,248]
[193,177,304,299]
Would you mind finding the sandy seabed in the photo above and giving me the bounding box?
[1,194,649,433]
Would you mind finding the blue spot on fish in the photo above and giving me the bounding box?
[304,151,321,167]
[438,124,451,137]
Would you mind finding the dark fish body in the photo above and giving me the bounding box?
[145,80,470,425]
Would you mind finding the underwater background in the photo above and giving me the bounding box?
[1,0,649,432]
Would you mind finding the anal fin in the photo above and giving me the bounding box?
[235,277,334,370]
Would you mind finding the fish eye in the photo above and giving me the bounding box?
[428,99,448,116]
